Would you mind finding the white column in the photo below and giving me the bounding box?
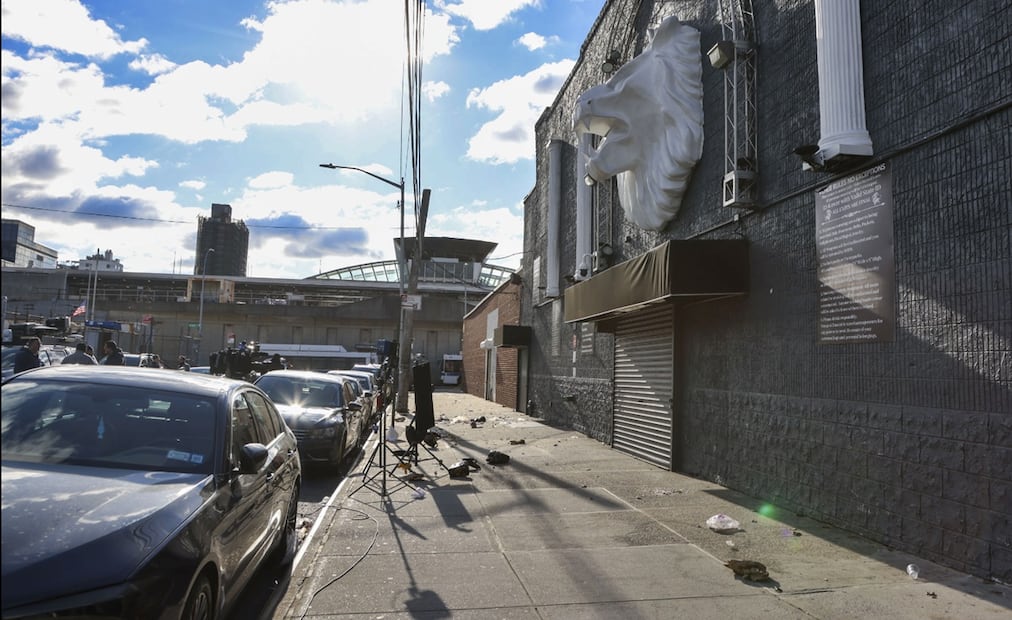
[815,0,874,160]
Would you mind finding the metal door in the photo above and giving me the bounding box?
[612,304,674,469]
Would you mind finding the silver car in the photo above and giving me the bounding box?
[328,370,378,422]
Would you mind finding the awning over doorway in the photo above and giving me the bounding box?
[563,239,749,323]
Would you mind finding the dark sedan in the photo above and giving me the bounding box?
[254,370,367,472]
[1,366,301,620]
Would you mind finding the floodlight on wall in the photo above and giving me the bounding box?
[707,40,751,69]
[793,144,825,171]
[601,50,622,74]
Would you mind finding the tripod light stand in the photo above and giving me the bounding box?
[352,342,408,498]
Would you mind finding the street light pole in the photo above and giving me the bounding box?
[319,163,412,412]
[196,247,214,365]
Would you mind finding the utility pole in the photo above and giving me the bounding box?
[196,247,214,365]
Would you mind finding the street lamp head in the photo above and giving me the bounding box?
[201,247,215,276]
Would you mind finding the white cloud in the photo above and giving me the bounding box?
[464,59,574,164]
[517,32,553,51]
[180,180,206,190]
[434,0,541,31]
[427,202,524,267]
[423,80,451,102]
[1,0,147,59]
[248,171,294,189]
[128,53,177,76]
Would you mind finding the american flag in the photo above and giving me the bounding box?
[72,301,86,317]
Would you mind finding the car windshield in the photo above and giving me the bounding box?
[1,379,217,474]
[256,375,344,408]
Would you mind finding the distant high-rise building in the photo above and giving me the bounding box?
[195,203,249,276]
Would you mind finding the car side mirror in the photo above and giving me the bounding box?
[347,402,362,412]
[237,442,269,473]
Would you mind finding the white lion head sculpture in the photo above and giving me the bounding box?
[573,17,704,231]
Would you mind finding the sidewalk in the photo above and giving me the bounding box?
[275,391,1010,619]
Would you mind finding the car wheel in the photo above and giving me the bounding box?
[278,483,300,565]
[182,574,215,620]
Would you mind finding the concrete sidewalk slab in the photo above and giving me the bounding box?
[274,392,1011,620]
[489,510,690,550]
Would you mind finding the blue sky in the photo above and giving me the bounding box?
[1,0,604,278]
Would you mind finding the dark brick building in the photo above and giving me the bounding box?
[521,0,1010,581]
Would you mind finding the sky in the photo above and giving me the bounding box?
[1,0,604,278]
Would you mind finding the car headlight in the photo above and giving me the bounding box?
[306,426,337,439]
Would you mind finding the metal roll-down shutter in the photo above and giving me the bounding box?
[612,304,674,469]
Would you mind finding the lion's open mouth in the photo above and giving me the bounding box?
[574,115,630,183]
[573,88,634,183]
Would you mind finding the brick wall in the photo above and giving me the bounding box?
[522,0,1011,581]
[462,279,523,410]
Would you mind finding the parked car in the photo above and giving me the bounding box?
[331,371,374,424]
[1,366,302,620]
[351,363,383,381]
[1,344,71,380]
[329,370,378,422]
[254,370,367,472]
[122,352,166,368]
[352,363,394,406]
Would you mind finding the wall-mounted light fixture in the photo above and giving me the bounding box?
[583,174,596,186]
[597,243,614,270]
[601,50,622,74]
[707,40,752,70]
[793,144,825,171]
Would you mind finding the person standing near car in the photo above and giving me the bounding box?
[13,337,43,373]
[101,340,125,365]
[177,355,191,371]
[62,342,98,365]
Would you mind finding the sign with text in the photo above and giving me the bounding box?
[401,294,422,310]
[815,162,895,343]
